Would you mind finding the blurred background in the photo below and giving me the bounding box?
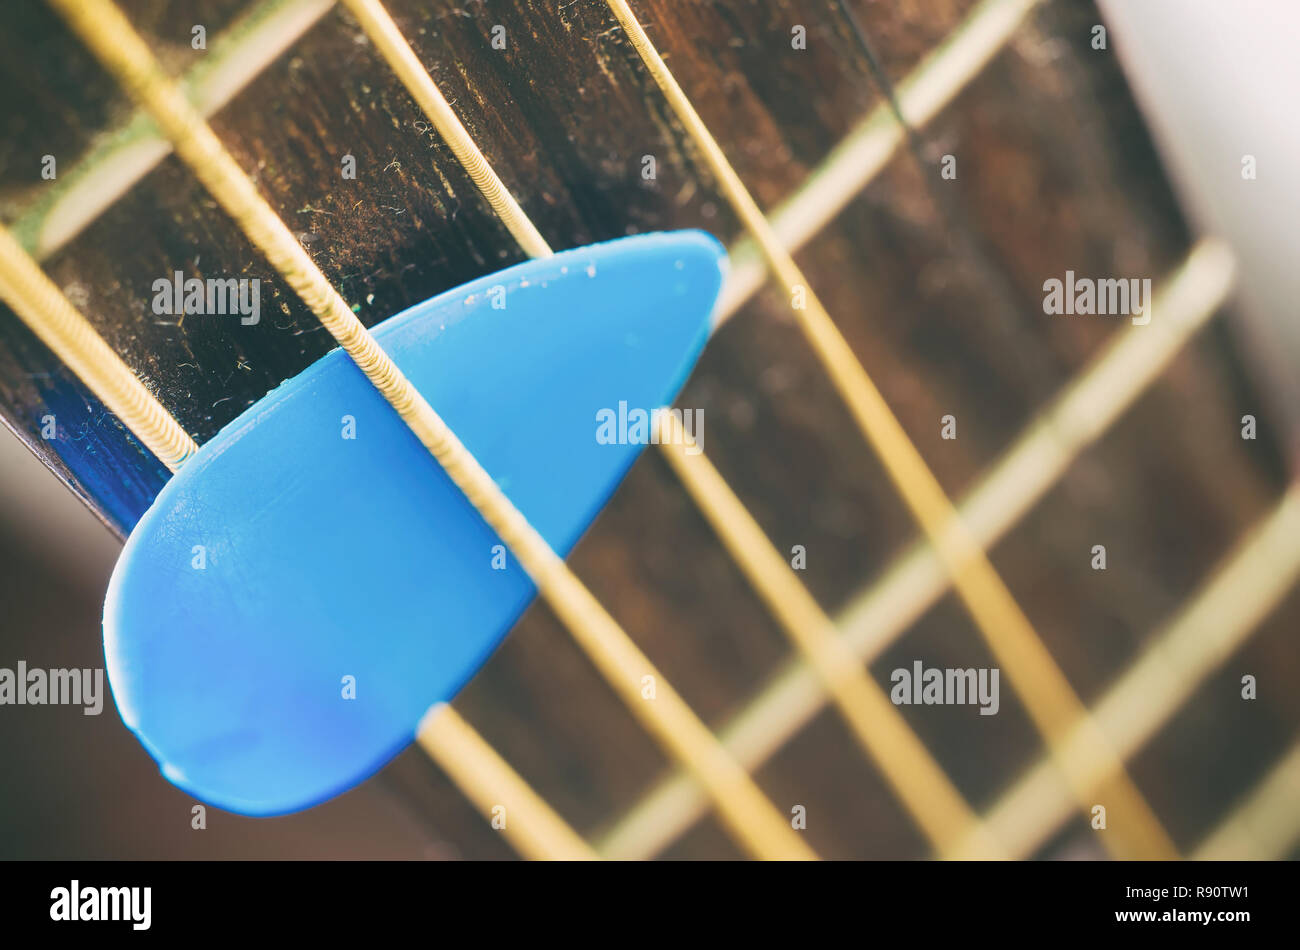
[1,0,1298,859]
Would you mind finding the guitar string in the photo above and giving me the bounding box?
[340,0,998,857]
[0,224,198,471]
[11,0,336,263]
[417,704,597,860]
[716,0,1045,324]
[0,223,584,860]
[655,418,1002,856]
[967,481,1300,858]
[336,0,552,259]
[830,0,1062,405]
[599,0,1177,860]
[601,237,1239,859]
[47,0,815,861]
[1193,734,1300,860]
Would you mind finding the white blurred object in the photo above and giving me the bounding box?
[1096,0,1300,464]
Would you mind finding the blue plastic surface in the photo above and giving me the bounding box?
[104,231,725,816]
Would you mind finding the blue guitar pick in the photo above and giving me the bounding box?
[104,230,725,816]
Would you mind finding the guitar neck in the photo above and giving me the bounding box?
[0,0,1296,860]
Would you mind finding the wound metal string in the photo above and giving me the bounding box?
[0,223,198,471]
[339,0,553,259]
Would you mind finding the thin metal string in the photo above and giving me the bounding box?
[12,0,336,263]
[656,417,1004,857]
[340,0,991,856]
[1193,736,1300,860]
[47,0,813,861]
[966,480,1300,858]
[418,705,597,860]
[0,223,198,471]
[716,0,1044,323]
[338,0,552,259]
[600,0,1177,860]
[833,0,1061,404]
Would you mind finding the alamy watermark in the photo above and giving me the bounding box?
[890,662,1000,716]
[152,271,260,325]
[0,661,104,715]
[1043,271,1152,325]
[50,881,151,930]
[595,401,703,455]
